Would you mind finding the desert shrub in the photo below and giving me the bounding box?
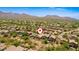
[10,31,17,37]
[77,38,79,44]
[63,33,68,38]
[43,39,49,44]
[54,46,63,51]
[17,32,30,40]
[71,24,78,28]
[45,46,54,51]
[22,36,29,41]
[77,34,79,37]
[42,36,49,44]
[29,44,35,48]
[62,41,69,49]
[3,34,8,37]
[5,39,14,45]
[17,32,23,35]
[75,38,79,44]
[55,46,68,51]
[55,41,69,51]
[25,44,35,49]
[12,40,21,47]
[0,37,9,43]
[0,39,5,43]
[22,32,28,36]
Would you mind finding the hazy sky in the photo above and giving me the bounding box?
[0,7,79,19]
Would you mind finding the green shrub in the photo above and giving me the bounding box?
[10,31,17,37]
[12,40,21,47]
[22,36,29,40]
[42,36,49,44]
[43,39,49,44]
[55,41,69,51]
[0,37,7,43]
[22,32,28,36]
[63,41,69,49]
[46,46,54,51]
[26,44,35,49]
[0,39,5,43]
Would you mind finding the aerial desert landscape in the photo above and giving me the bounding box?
[0,7,79,51]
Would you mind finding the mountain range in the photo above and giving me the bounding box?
[0,11,78,21]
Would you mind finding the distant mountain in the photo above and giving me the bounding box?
[0,11,78,21]
[44,15,77,20]
[0,11,38,20]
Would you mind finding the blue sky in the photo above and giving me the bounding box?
[0,7,79,19]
